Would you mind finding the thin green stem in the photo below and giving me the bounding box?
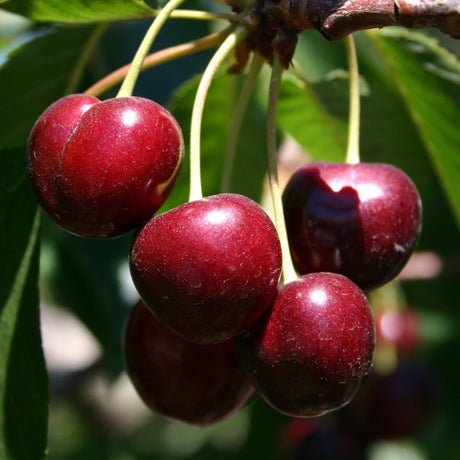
[188,26,248,202]
[117,0,188,98]
[344,34,361,164]
[85,29,230,98]
[64,23,108,95]
[267,56,297,284]
[157,9,241,22]
[221,53,264,192]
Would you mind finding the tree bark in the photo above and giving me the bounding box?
[300,0,460,40]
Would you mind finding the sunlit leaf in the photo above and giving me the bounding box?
[277,73,347,162]
[2,0,153,22]
[369,28,460,229]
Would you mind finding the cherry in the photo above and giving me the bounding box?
[123,300,254,426]
[235,272,375,417]
[129,193,282,344]
[28,94,184,238]
[282,162,422,291]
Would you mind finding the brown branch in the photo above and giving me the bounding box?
[231,0,459,70]
[396,0,460,39]
[301,0,460,40]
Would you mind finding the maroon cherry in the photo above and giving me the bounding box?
[28,94,184,238]
[282,162,422,291]
[123,300,254,426]
[235,272,375,417]
[129,193,282,344]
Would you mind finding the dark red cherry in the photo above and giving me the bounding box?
[27,94,184,238]
[282,162,422,291]
[129,193,282,344]
[236,273,375,417]
[123,300,254,426]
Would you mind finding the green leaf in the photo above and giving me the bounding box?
[277,73,347,162]
[2,0,154,22]
[294,30,347,82]
[0,147,48,460]
[0,24,98,148]
[166,70,268,208]
[368,28,460,229]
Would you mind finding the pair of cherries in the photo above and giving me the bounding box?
[28,94,421,426]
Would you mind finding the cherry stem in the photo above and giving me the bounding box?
[155,9,241,22]
[221,53,265,192]
[117,0,188,98]
[85,29,230,98]
[188,26,249,202]
[267,56,298,284]
[344,34,361,164]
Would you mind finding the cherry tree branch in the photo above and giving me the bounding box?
[234,0,459,69]
[299,0,460,40]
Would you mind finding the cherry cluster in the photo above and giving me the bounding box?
[26,15,422,429]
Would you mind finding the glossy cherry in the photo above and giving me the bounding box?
[236,272,375,417]
[129,193,282,344]
[282,162,422,291]
[28,94,184,238]
[123,300,254,426]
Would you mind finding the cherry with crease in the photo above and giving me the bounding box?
[28,94,184,238]
[282,162,422,292]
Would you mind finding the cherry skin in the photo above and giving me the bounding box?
[129,193,282,344]
[27,94,99,217]
[235,272,375,417]
[123,300,254,426]
[28,94,184,238]
[282,162,422,291]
